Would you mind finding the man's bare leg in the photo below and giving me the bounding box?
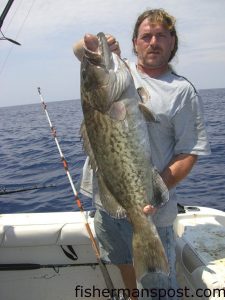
[117,264,138,300]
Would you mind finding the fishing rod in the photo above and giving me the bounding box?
[0,0,14,29]
[0,0,21,45]
[0,262,99,271]
[0,184,55,196]
[37,87,127,300]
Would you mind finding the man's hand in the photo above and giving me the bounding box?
[143,205,157,215]
[105,34,121,57]
[73,33,121,61]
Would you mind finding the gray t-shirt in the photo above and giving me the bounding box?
[80,62,211,227]
[128,62,211,226]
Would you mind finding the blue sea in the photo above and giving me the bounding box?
[0,88,225,214]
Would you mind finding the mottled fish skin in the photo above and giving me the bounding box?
[80,32,169,279]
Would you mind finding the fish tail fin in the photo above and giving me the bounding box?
[132,216,169,280]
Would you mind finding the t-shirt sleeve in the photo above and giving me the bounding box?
[172,92,211,155]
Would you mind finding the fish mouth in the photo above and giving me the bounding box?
[97,32,114,70]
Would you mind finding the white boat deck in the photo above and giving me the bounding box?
[0,206,224,300]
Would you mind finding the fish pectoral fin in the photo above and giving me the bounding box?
[108,102,126,121]
[138,103,158,122]
[152,168,169,207]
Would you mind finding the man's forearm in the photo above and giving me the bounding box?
[160,153,198,190]
[73,38,85,61]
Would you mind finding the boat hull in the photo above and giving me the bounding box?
[0,211,124,300]
[0,207,224,300]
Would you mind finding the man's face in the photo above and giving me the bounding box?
[133,19,175,70]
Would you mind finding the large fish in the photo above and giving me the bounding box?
[80,32,169,280]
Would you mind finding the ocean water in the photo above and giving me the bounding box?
[0,88,224,214]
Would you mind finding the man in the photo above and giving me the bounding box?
[74,9,210,300]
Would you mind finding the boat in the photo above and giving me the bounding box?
[0,205,224,300]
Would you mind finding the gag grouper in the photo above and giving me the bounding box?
[80,32,169,280]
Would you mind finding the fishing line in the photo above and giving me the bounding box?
[0,184,55,196]
[37,87,126,300]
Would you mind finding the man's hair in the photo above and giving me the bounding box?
[132,9,178,62]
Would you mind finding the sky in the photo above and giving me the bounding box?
[0,0,225,108]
